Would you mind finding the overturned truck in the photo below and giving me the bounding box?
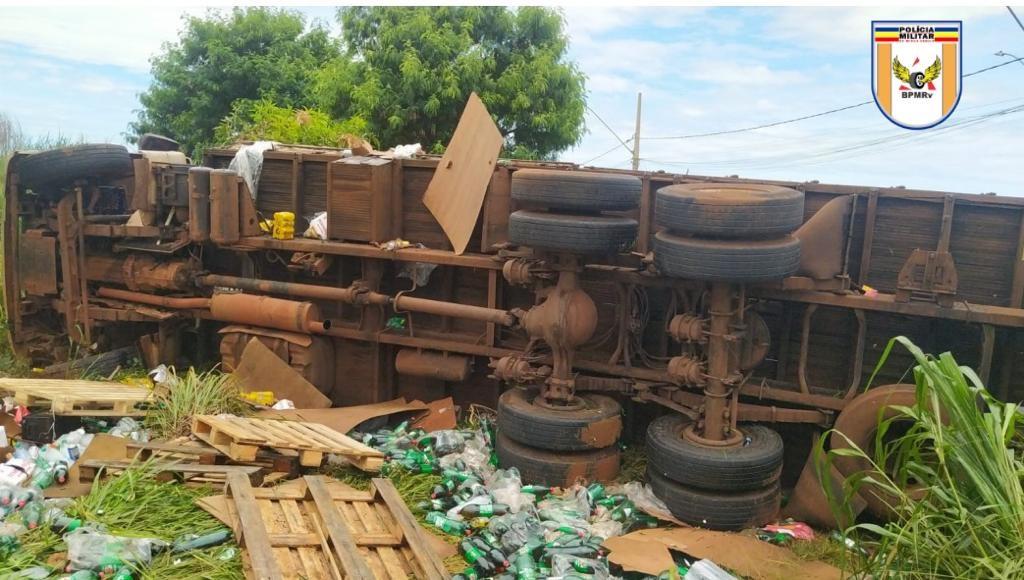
[5,139,1023,530]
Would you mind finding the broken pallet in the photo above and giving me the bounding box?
[191,415,384,470]
[78,459,265,487]
[0,378,151,416]
[203,474,449,580]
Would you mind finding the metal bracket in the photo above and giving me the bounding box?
[895,249,959,307]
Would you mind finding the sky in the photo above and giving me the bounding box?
[1,5,1022,194]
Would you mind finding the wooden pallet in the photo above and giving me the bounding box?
[78,459,265,487]
[126,440,301,477]
[201,474,449,580]
[191,415,384,470]
[0,378,151,416]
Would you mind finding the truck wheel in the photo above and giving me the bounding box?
[647,414,783,491]
[498,388,621,451]
[17,144,133,193]
[654,231,800,282]
[512,169,641,212]
[648,469,781,531]
[495,433,620,487]
[830,384,921,519]
[509,210,638,254]
[655,183,804,238]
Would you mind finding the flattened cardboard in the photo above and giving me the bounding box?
[604,528,843,580]
[234,338,331,409]
[422,92,504,254]
[410,396,457,432]
[257,397,429,434]
[602,535,675,575]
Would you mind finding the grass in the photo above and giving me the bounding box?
[144,367,250,439]
[1,464,243,578]
[820,336,1024,579]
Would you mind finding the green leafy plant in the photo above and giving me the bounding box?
[820,336,1024,579]
[214,98,369,148]
[144,367,250,439]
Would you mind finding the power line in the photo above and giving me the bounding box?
[581,141,630,166]
[1008,6,1024,34]
[643,57,1024,141]
[585,104,634,153]
[639,102,1024,172]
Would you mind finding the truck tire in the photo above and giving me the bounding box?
[512,169,641,212]
[655,183,804,238]
[648,469,781,531]
[17,144,133,193]
[509,210,638,254]
[654,231,800,282]
[646,414,783,491]
[498,388,621,451]
[496,433,620,487]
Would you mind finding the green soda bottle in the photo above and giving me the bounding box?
[452,567,480,580]
[424,511,468,536]
[459,540,495,574]
[520,485,554,497]
[461,503,509,517]
[513,550,538,580]
[22,501,44,529]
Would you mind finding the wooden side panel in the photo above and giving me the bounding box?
[302,160,328,218]
[865,197,943,293]
[332,339,392,407]
[949,204,1018,306]
[255,158,294,215]
[328,158,392,242]
[402,167,452,250]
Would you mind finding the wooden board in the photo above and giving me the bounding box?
[78,459,265,487]
[422,92,503,255]
[211,475,449,580]
[0,378,151,416]
[192,415,384,470]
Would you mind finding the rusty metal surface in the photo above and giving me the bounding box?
[18,230,58,295]
[96,287,210,309]
[895,248,959,306]
[209,169,240,244]
[209,293,319,334]
[86,254,194,292]
[188,167,211,242]
[394,349,471,382]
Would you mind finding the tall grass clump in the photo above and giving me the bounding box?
[821,336,1024,579]
[144,367,249,438]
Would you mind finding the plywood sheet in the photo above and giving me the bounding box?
[422,93,503,255]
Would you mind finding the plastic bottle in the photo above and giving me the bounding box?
[684,559,737,580]
[461,503,509,518]
[459,540,495,575]
[13,488,39,508]
[425,511,469,536]
[0,487,13,506]
[520,485,554,497]
[52,461,70,485]
[513,550,538,580]
[452,568,480,580]
[110,567,134,580]
[22,501,44,529]
[472,536,508,569]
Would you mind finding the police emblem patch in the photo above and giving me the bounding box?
[872,21,962,129]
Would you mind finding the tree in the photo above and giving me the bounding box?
[214,98,369,148]
[315,7,586,158]
[131,8,338,157]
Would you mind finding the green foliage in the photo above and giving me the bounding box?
[316,7,586,157]
[144,367,249,439]
[214,98,369,148]
[131,8,339,157]
[820,336,1024,579]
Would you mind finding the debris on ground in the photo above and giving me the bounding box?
[0,372,847,579]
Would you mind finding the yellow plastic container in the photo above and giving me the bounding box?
[272,211,295,240]
[239,391,276,406]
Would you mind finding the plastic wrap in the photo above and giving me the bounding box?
[65,528,166,572]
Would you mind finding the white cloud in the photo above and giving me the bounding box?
[0,6,202,71]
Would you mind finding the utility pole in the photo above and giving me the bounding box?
[631,92,642,170]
